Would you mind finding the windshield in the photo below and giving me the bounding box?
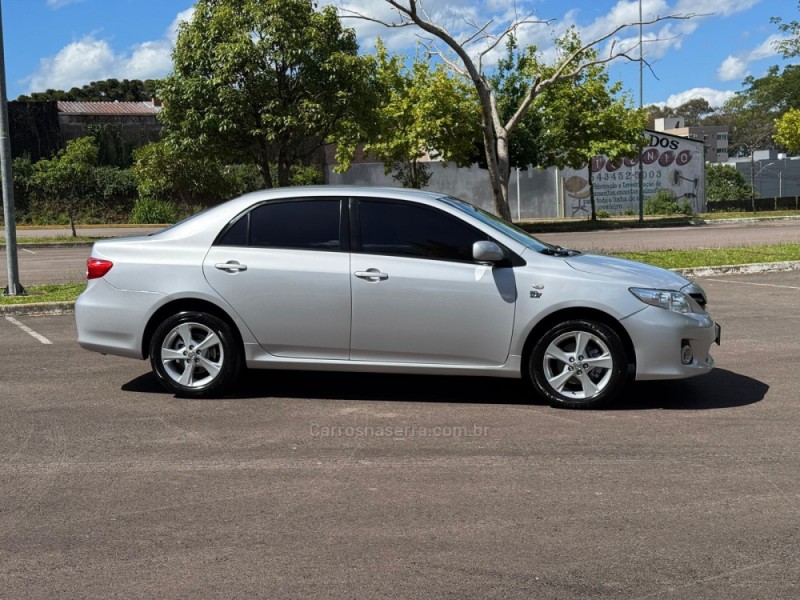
[439,195,550,252]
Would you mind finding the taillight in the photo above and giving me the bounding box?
[87,258,113,280]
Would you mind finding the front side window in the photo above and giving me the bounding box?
[357,200,485,262]
[217,198,341,250]
[439,195,549,252]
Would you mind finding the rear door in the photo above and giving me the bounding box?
[203,197,351,360]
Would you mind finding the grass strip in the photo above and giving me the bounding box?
[11,236,102,245]
[614,243,800,270]
[0,283,85,306]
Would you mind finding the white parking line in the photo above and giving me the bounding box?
[4,316,53,345]
[705,278,800,290]
[20,248,36,255]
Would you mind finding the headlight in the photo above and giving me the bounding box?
[630,288,692,314]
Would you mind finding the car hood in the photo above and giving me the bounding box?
[565,253,690,289]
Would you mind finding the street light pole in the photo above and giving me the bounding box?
[0,0,24,296]
[750,159,775,212]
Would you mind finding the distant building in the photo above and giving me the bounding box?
[654,116,730,163]
[57,100,163,165]
[9,100,163,166]
[726,151,800,199]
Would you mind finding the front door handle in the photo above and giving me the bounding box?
[354,269,388,282]
[215,261,248,273]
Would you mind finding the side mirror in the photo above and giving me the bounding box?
[472,240,505,265]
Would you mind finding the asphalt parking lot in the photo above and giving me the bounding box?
[1,271,799,599]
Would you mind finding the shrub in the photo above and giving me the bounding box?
[222,163,263,198]
[290,164,324,186]
[644,190,694,216]
[596,209,611,218]
[131,197,178,224]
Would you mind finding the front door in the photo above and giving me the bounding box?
[349,199,516,366]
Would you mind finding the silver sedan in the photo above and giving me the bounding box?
[75,187,720,408]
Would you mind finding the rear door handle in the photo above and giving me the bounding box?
[354,269,388,282]
[215,261,248,273]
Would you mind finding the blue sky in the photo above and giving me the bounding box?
[2,0,796,108]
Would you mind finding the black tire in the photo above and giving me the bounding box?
[149,311,242,398]
[528,319,629,409]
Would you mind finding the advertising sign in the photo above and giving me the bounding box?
[561,131,705,216]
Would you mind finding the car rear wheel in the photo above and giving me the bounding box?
[149,311,241,397]
[528,319,629,409]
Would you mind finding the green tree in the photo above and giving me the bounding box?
[29,137,99,236]
[160,0,379,189]
[645,98,715,128]
[17,78,161,102]
[364,41,480,188]
[705,164,751,202]
[497,31,646,220]
[775,107,800,153]
[132,141,230,210]
[350,0,688,220]
[772,2,800,58]
[721,65,800,157]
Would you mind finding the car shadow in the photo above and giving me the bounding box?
[610,368,768,410]
[122,367,767,410]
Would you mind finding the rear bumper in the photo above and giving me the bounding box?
[75,279,164,359]
[623,306,718,381]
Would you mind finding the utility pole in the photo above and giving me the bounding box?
[637,0,645,223]
[0,0,24,296]
[750,152,756,214]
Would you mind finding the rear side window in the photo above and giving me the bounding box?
[217,199,341,250]
[357,200,485,262]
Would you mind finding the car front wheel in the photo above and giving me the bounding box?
[149,311,241,397]
[528,319,629,409]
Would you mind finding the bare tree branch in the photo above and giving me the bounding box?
[460,18,494,47]
[476,17,553,73]
[339,7,414,29]
[341,0,701,219]
[418,37,468,77]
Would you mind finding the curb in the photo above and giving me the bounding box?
[3,261,800,317]
[702,215,800,226]
[0,302,75,317]
[674,260,800,278]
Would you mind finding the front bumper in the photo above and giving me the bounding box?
[622,306,719,381]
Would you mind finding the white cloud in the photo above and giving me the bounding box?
[25,36,117,92]
[673,0,761,18]
[717,33,789,81]
[663,87,736,108]
[168,7,196,43]
[47,0,85,9]
[23,7,194,93]
[718,56,747,82]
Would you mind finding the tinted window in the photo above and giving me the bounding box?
[358,200,485,262]
[217,213,249,246]
[249,199,341,250]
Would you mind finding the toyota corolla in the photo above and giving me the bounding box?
[75,187,720,408]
